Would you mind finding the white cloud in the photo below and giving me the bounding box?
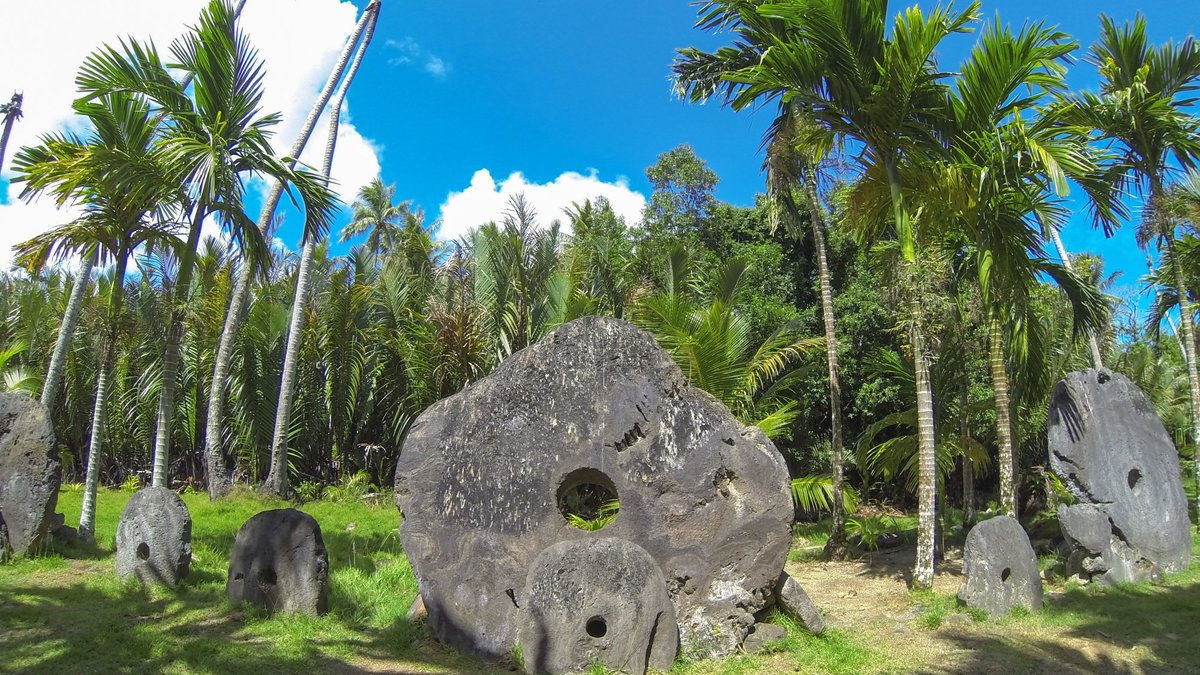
[437,169,647,242]
[0,0,382,268]
[385,37,449,79]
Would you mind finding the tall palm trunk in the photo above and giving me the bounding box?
[150,207,207,488]
[41,254,95,411]
[264,8,377,496]
[960,373,975,528]
[990,316,1016,517]
[204,3,378,498]
[804,172,847,558]
[1165,231,1200,528]
[78,253,128,542]
[885,160,937,588]
[912,308,938,588]
[1048,227,1104,368]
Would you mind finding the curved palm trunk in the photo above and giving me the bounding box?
[0,98,21,175]
[804,173,847,559]
[204,3,378,498]
[264,9,377,497]
[150,208,207,488]
[990,317,1017,517]
[41,254,95,411]
[78,254,128,542]
[1048,227,1104,368]
[1165,232,1200,528]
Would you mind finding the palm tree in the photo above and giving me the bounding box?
[39,257,94,411]
[265,2,378,497]
[340,177,411,258]
[709,0,979,588]
[76,0,338,490]
[676,4,854,556]
[1075,15,1200,520]
[0,92,23,174]
[633,246,822,439]
[933,19,1112,516]
[12,92,181,541]
[204,0,380,498]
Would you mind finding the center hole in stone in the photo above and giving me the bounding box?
[1001,568,1012,582]
[136,542,150,561]
[557,468,619,530]
[257,567,278,586]
[586,616,608,639]
[1128,468,1142,490]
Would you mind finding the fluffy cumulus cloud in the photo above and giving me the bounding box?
[0,0,382,268]
[437,169,647,242]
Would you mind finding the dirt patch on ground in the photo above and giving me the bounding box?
[788,546,1176,674]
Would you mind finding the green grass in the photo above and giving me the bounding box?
[6,493,1200,674]
[0,488,499,674]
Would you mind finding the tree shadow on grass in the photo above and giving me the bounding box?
[927,581,1200,674]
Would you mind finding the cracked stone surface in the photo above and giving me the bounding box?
[519,538,678,675]
[1047,369,1189,584]
[116,487,192,586]
[395,317,793,661]
[0,393,60,557]
[957,516,1042,617]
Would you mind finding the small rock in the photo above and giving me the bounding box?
[1045,592,1068,603]
[741,623,787,653]
[407,594,427,623]
[776,571,825,635]
[226,509,328,615]
[116,487,192,587]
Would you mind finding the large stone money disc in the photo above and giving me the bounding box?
[395,317,793,659]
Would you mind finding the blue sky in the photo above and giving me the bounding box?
[354,0,1195,311]
[2,0,1197,320]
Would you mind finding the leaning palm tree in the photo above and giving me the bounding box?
[0,91,23,173]
[340,177,411,258]
[204,0,380,498]
[1074,15,1200,520]
[264,2,378,497]
[12,92,181,541]
[76,0,339,489]
[677,3,853,556]
[711,0,979,588]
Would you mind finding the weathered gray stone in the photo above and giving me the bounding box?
[115,487,192,586]
[226,509,328,615]
[395,317,793,661]
[1048,369,1190,584]
[0,393,61,556]
[957,516,1042,617]
[741,623,787,653]
[775,572,825,635]
[519,538,678,675]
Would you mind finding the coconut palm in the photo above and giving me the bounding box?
[265,3,378,497]
[1074,15,1200,519]
[341,177,412,258]
[203,1,380,497]
[75,0,338,489]
[12,91,181,540]
[677,3,855,556]
[707,0,979,587]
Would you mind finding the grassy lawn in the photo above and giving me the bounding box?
[2,489,1199,674]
